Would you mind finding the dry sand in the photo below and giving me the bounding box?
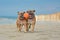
[0,21,60,40]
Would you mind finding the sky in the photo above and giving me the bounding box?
[0,0,60,16]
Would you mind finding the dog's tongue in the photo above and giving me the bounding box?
[23,13,29,19]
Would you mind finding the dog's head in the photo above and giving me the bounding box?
[17,11,25,20]
[26,10,35,19]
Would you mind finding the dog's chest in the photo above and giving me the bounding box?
[17,20,26,24]
[28,19,34,24]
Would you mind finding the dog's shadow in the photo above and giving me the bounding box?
[18,30,44,33]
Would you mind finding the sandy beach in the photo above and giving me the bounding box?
[0,21,60,40]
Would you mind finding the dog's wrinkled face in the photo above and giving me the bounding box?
[27,10,35,19]
[17,11,25,19]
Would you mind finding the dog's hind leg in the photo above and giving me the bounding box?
[29,24,31,29]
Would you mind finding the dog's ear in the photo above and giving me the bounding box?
[31,10,35,12]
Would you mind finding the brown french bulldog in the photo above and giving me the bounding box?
[16,11,28,32]
[26,10,36,32]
